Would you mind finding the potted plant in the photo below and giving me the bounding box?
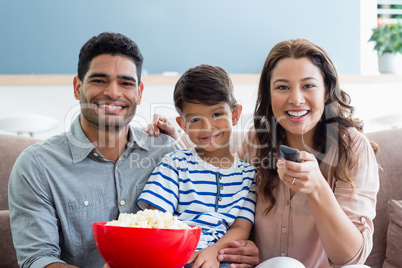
[368,21,402,74]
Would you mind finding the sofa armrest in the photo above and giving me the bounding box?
[0,210,19,268]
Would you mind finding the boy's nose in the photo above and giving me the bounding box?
[200,118,213,131]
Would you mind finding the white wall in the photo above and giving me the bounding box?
[1,79,401,140]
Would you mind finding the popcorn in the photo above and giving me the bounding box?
[106,209,191,229]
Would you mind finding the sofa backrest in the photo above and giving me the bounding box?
[2,129,401,268]
[0,134,40,210]
[365,128,402,267]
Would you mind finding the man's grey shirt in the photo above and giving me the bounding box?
[8,118,180,268]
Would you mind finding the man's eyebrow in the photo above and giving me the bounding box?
[87,73,109,79]
[117,75,137,83]
[86,73,137,84]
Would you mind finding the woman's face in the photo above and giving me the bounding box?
[270,57,327,141]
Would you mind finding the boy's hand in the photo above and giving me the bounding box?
[187,246,220,268]
[144,114,179,140]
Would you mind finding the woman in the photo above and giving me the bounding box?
[231,38,379,268]
[146,39,379,268]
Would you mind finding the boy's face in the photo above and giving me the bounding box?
[176,101,241,155]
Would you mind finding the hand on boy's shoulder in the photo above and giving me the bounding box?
[143,114,187,149]
[143,114,179,139]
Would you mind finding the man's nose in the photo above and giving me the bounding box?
[104,81,122,99]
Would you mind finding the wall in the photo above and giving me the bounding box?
[0,0,377,75]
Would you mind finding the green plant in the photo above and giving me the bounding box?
[368,21,402,54]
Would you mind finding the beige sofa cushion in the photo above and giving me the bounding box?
[364,129,402,267]
[0,134,40,210]
[0,210,18,268]
[383,199,402,268]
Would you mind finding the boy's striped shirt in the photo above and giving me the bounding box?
[138,147,256,250]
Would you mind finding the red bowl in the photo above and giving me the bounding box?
[92,222,201,268]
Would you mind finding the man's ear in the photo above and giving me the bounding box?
[73,76,82,100]
[231,104,242,126]
[137,82,144,105]
[176,116,186,132]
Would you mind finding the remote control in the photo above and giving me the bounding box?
[280,145,301,163]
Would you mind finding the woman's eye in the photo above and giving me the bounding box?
[276,85,289,90]
[304,84,315,89]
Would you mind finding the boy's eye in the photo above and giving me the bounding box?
[212,113,224,118]
[188,117,200,123]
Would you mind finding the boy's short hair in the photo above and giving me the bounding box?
[77,32,144,83]
[173,64,237,115]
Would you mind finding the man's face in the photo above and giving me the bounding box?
[73,54,143,132]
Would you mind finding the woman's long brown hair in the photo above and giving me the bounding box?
[253,39,379,214]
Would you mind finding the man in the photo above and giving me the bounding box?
[8,32,180,268]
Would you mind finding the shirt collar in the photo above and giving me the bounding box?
[67,116,150,163]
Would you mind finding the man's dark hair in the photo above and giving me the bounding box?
[77,32,144,83]
[174,64,237,115]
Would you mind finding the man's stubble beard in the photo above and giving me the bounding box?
[79,93,137,132]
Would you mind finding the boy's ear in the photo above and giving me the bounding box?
[176,116,186,132]
[231,104,242,126]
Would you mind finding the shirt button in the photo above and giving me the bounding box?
[93,152,99,157]
[220,186,224,190]
[218,197,222,201]
[115,166,118,170]
[83,200,89,206]
[281,252,286,256]
[361,217,366,224]
[219,175,222,180]
[120,200,126,206]
[282,227,287,233]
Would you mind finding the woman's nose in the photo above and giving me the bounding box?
[289,89,305,106]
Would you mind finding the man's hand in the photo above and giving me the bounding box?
[45,263,78,268]
[144,114,179,139]
[217,240,259,268]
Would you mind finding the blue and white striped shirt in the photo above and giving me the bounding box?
[138,147,256,250]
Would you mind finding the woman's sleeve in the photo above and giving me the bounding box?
[332,131,380,266]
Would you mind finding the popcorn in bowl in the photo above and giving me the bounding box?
[106,209,191,229]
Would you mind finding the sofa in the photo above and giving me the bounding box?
[1,128,402,268]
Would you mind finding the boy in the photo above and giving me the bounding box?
[138,64,256,268]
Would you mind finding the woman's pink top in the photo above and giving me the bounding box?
[237,128,379,268]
